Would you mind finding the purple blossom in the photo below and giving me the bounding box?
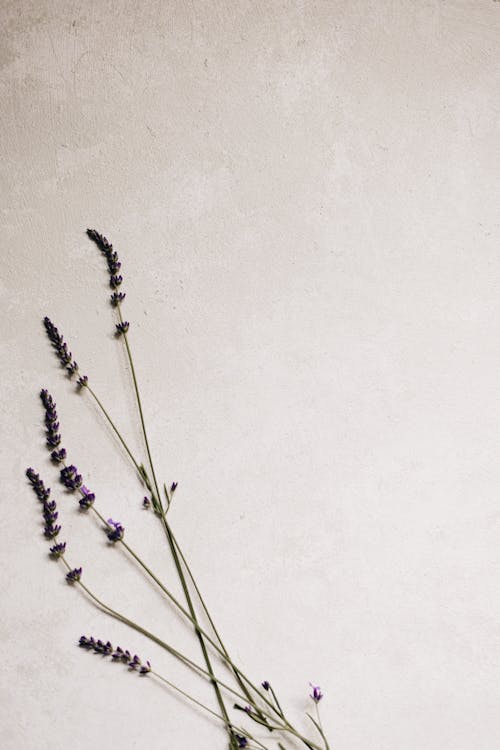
[261,680,270,691]
[234,735,248,748]
[79,635,151,676]
[43,317,79,377]
[143,496,151,509]
[60,465,83,490]
[66,567,82,583]
[26,468,65,545]
[309,683,323,703]
[50,542,66,558]
[170,482,178,493]
[110,291,126,306]
[115,321,129,335]
[106,518,124,543]
[77,375,88,388]
[110,274,123,288]
[79,486,95,510]
[51,448,67,464]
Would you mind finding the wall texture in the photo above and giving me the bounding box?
[1,2,500,749]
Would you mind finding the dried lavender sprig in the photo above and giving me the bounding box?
[86,229,126,298]
[76,638,265,750]
[43,317,81,377]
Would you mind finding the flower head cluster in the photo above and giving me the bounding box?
[26,468,63,544]
[60,464,83,490]
[79,485,95,510]
[309,683,323,703]
[43,317,81,377]
[86,229,126,300]
[115,321,130,335]
[79,636,151,675]
[40,389,62,452]
[66,567,82,583]
[106,518,125,543]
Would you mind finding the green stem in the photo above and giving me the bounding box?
[118,307,161,507]
[85,384,142,476]
[116,307,236,746]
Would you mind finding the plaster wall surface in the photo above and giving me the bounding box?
[1,2,499,749]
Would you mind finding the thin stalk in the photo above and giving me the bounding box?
[84,504,320,749]
[85,384,142,476]
[116,303,236,745]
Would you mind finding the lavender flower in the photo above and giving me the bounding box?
[79,485,95,510]
[115,321,130,335]
[51,448,67,464]
[170,482,178,493]
[87,230,127,296]
[40,389,62,449]
[261,680,270,691]
[50,542,66,558]
[66,567,82,583]
[143,496,151,509]
[106,518,124,542]
[77,375,88,388]
[26,468,64,544]
[234,735,248,748]
[309,683,323,703]
[60,465,83,490]
[80,636,151,675]
[110,291,126,306]
[43,317,81,377]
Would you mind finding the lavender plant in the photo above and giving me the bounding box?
[26,230,330,750]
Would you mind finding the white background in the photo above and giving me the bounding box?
[1,2,500,748]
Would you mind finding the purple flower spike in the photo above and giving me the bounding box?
[170,482,178,493]
[77,375,88,388]
[115,321,129,335]
[106,518,124,543]
[309,683,323,703]
[261,680,270,691]
[27,468,65,542]
[43,318,79,377]
[66,567,82,583]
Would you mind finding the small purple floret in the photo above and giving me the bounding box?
[261,680,270,691]
[115,321,129,335]
[309,683,323,703]
[66,567,82,583]
[79,486,95,509]
[106,518,124,542]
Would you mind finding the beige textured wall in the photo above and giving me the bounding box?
[2,2,500,749]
